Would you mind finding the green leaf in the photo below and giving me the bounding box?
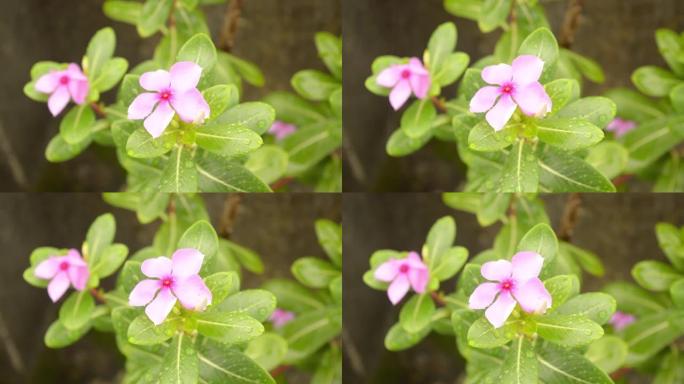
[244,333,288,372]
[499,139,538,192]
[657,28,684,77]
[196,153,271,192]
[160,146,198,193]
[654,347,684,384]
[281,307,342,363]
[384,322,430,351]
[426,22,457,74]
[215,102,275,135]
[291,70,339,101]
[623,310,684,365]
[468,120,515,152]
[560,242,604,277]
[432,246,468,281]
[632,66,681,97]
[671,279,684,309]
[217,289,275,322]
[202,84,239,119]
[671,83,684,114]
[536,315,603,347]
[556,97,616,128]
[433,52,470,87]
[631,260,683,291]
[85,27,115,81]
[281,120,341,175]
[554,293,616,325]
[605,87,664,122]
[223,53,265,87]
[103,1,141,24]
[245,145,288,185]
[315,219,342,267]
[60,105,96,145]
[127,314,176,345]
[517,223,557,263]
[92,57,128,92]
[655,222,684,271]
[537,341,614,384]
[401,99,437,138]
[544,79,580,114]
[44,319,91,348]
[603,281,666,316]
[476,193,511,226]
[460,68,486,100]
[536,118,603,151]
[126,128,176,159]
[177,33,217,71]
[177,220,218,258]
[195,123,263,157]
[585,142,628,180]
[291,257,340,289]
[199,341,275,384]
[444,0,482,20]
[204,271,240,305]
[399,294,436,333]
[222,240,264,274]
[261,279,324,313]
[622,116,684,172]
[138,0,173,37]
[86,213,116,268]
[314,32,342,80]
[467,317,512,348]
[499,336,536,384]
[91,243,128,278]
[196,312,264,344]
[565,50,606,83]
[544,274,579,310]
[584,336,628,374]
[386,126,433,157]
[159,332,198,384]
[118,74,142,105]
[59,291,95,330]
[518,28,559,71]
[263,92,325,126]
[537,146,616,192]
[424,216,456,271]
[478,0,512,33]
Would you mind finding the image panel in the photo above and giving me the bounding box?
[0,193,341,383]
[4,0,341,192]
[344,193,684,383]
[342,0,684,192]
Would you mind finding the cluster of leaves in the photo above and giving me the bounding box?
[368,0,623,192]
[605,28,684,191]
[262,219,343,383]
[604,222,684,382]
[263,33,343,192]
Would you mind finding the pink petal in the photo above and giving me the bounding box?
[512,277,552,313]
[408,58,429,76]
[68,265,89,291]
[66,249,86,266]
[171,248,205,279]
[47,272,70,302]
[47,86,70,116]
[481,260,512,282]
[34,256,62,279]
[486,94,517,131]
[482,64,513,85]
[128,92,159,120]
[68,79,89,105]
[170,61,202,92]
[387,274,410,305]
[376,65,402,88]
[144,101,175,138]
[511,251,544,283]
[269,121,297,140]
[66,64,88,81]
[512,55,544,85]
[170,88,210,123]
[35,71,61,94]
[410,74,431,99]
[139,69,171,92]
[469,86,501,113]
[270,309,295,328]
[408,268,429,293]
[173,275,212,311]
[406,252,427,270]
[389,80,412,111]
[145,288,177,325]
[129,278,161,306]
[485,291,516,328]
[513,82,551,117]
[374,259,399,282]
[469,282,500,310]
[141,256,173,278]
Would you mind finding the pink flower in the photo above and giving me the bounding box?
[374,251,429,305]
[470,55,552,131]
[376,58,431,110]
[606,118,636,138]
[34,64,89,117]
[269,308,295,328]
[609,311,636,331]
[468,252,552,328]
[268,121,297,140]
[128,61,211,138]
[34,249,90,302]
[128,248,213,325]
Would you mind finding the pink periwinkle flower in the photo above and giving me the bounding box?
[269,308,295,328]
[34,249,90,302]
[269,121,297,140]
[128,248,213,325]
[606,118,636,138]
[34,64,89,117]
[609,311,636,331]
[470,55,552,131]
[128,61,210,139]
[374,251,429,305]
[376,58,431,111]
[468,251,552,328]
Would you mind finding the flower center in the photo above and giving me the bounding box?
[159,90,172,101]
[400,69,411,79]
[399,264,410,273]
[59,75,69,85]
[500,82,515,95]
[161,277,174,288]
[59,261,69,271]
[500,279,514,292]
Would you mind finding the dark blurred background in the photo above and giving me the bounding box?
[0,0,341,192]
[343,193,684,383]
[342,0,684,192]
[0,193,341,383]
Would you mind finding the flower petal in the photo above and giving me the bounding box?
[485,291,516,328]
[170,61,202,92]
[376,65,402,88]
[66,249,86,266]
[406,252,427,270]
[387,274,410,305]
[481,259,512,282]
[171,248,205,278]
[68,79,89,105]
[408,58,429,75]
[35,71,61,94]
[66,64,87,81]
[129,279,162,306]
[47,86,71,116]
[47,272,70,302]
[513,277,552,313]
[374,259,399,282]
[128,92,159,120]
[68,265,89,291]
[144,101,175,138]
[513,82,551,117]
[482,64,513,85]
[512,55,544,85]
[468,282,500,310]
[389,80,412,111]
[408,268,429,293]
[486,94,517,131]
[141,256,173,278]
[511,251,544,283]
[469,86,501,113]
[139,69,171,92]
[410,74,431,99]
[34,256,62,279]
[173,275,212,310]
[170,88,210,123]
[145,288,177,325]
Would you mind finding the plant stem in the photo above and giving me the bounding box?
[431,96,448,113]
[557,193,581,241]
[559,0,585,49]
[219,0,244,52]
[90,102,107,118]
[218,194,242,239]
[90,288,108,304]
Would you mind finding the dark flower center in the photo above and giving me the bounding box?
[161,277,173,288]
[399,264,410,273]
[500,83,514,95]
[59,76,69,85]
[400,69,411,79]
[59,261,69,271]
[500,279,514,291]
[159,91,172,101]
